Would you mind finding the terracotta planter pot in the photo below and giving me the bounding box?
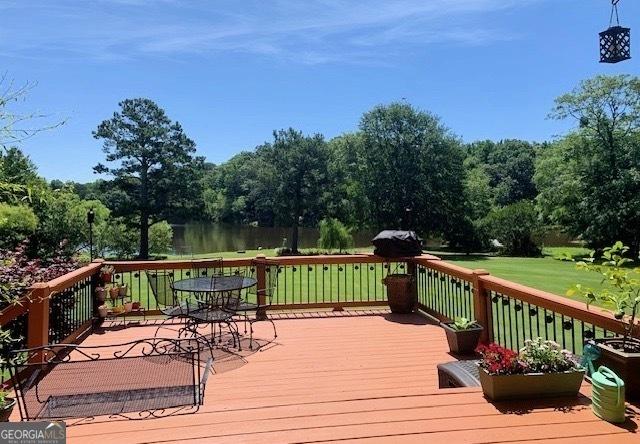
[131,301,141,310]
[119,285,128,297]
[98,306,109,318]
[101,272,112,284]
[593,337,640,401]
[479,367,585,401]
[441,322,483,354]
[124,301,133,313]
[95,288,106,303]
[0,398,16,422]
[382,274,416,314]
[109,287,120,300]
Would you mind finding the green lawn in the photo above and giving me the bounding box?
[442,247,604,305]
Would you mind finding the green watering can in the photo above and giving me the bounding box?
[591,366,626,424]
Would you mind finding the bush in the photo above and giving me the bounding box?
[483,201,541,257]
[98,220,138,259]
[0,204,38,248]
[318,218,353,252]
[149,221,173,255]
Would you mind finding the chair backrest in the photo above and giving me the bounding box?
[146,271,176,308]
[211,274,245,310]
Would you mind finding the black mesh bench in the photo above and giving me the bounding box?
[437,360,481,388]
[10,338,212,421]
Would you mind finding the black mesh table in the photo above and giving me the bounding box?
[172,276,257,294]
[172,276,257,352]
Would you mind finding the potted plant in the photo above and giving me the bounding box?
[0,387,16,422]
[568,241,640,400]
[131,301,141,310]
[100,265,115,284]
[124,299,133,313]
[441,317,483,354]
[109,285,120,300]
[382,273,416,313]
[95,286,106,303]
[477,338,585,401]
[118,283,128,297]
[97,304,109,318]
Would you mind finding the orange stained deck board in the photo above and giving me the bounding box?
[25,311,638,443]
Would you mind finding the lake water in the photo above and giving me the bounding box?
[171,223,576,255]
[171,223,379,254]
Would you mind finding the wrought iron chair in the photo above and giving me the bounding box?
[226,266,278,350]
[186,274,244,352]
[146,271,201,338]
[9,338,212,421]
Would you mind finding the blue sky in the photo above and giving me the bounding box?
[2,0,639,181]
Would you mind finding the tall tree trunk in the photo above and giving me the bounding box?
[291,179,302,253]
[139,212,149,259]
[291,220,299,254]
[139,161,150,259]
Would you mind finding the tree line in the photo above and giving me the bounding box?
[2,74,639,259]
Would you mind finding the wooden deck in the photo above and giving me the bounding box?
[27,311,640,443]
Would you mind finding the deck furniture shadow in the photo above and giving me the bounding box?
[10,338,212,421]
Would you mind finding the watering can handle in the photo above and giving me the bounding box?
[597,366,624,406]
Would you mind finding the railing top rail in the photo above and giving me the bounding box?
[105,257,254,272]
[480,274,630,336]
[46,261,103,294]
[412,257,475,280]
[104,253,442,271]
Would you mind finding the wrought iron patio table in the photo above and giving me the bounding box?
[172,276,257,295]
[172,276,257,351]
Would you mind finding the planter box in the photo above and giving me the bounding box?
[441,322,483,354]
[593,337,640,401]
[479,367,585,401]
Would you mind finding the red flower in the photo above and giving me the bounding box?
[476,343,527,375]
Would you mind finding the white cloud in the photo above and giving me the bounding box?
[1,0,542,64]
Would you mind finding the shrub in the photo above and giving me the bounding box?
[149,221,174,255]
[0,241,79,307]
[318,218,353,252]
[483,201,541,256]
[0,203,38,248]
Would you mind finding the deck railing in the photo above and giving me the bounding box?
[1,252,635,382]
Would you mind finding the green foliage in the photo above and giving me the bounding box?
[544,75,640,256]
[450,317,478,331]
[149,221,174,255]
[568,241,640,347]
[93,98,203,258]
[318,218,353,252]
[97,218,139,259]
[358,102,466,240]
[483,201,541,257]
[0,203,37,248]
[465,139,539,207]
[265,128,329,252]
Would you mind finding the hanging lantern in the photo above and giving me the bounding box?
[599,0,631,63]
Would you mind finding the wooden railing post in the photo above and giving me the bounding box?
[255,254,267,320]
[406,260,419,311]
[27,283,51,363]
[472,269,492,344]
[91,259,105,320]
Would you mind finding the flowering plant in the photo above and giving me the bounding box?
[476,343,526,375]
[519,338,579,373]
[477,339,581,375]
